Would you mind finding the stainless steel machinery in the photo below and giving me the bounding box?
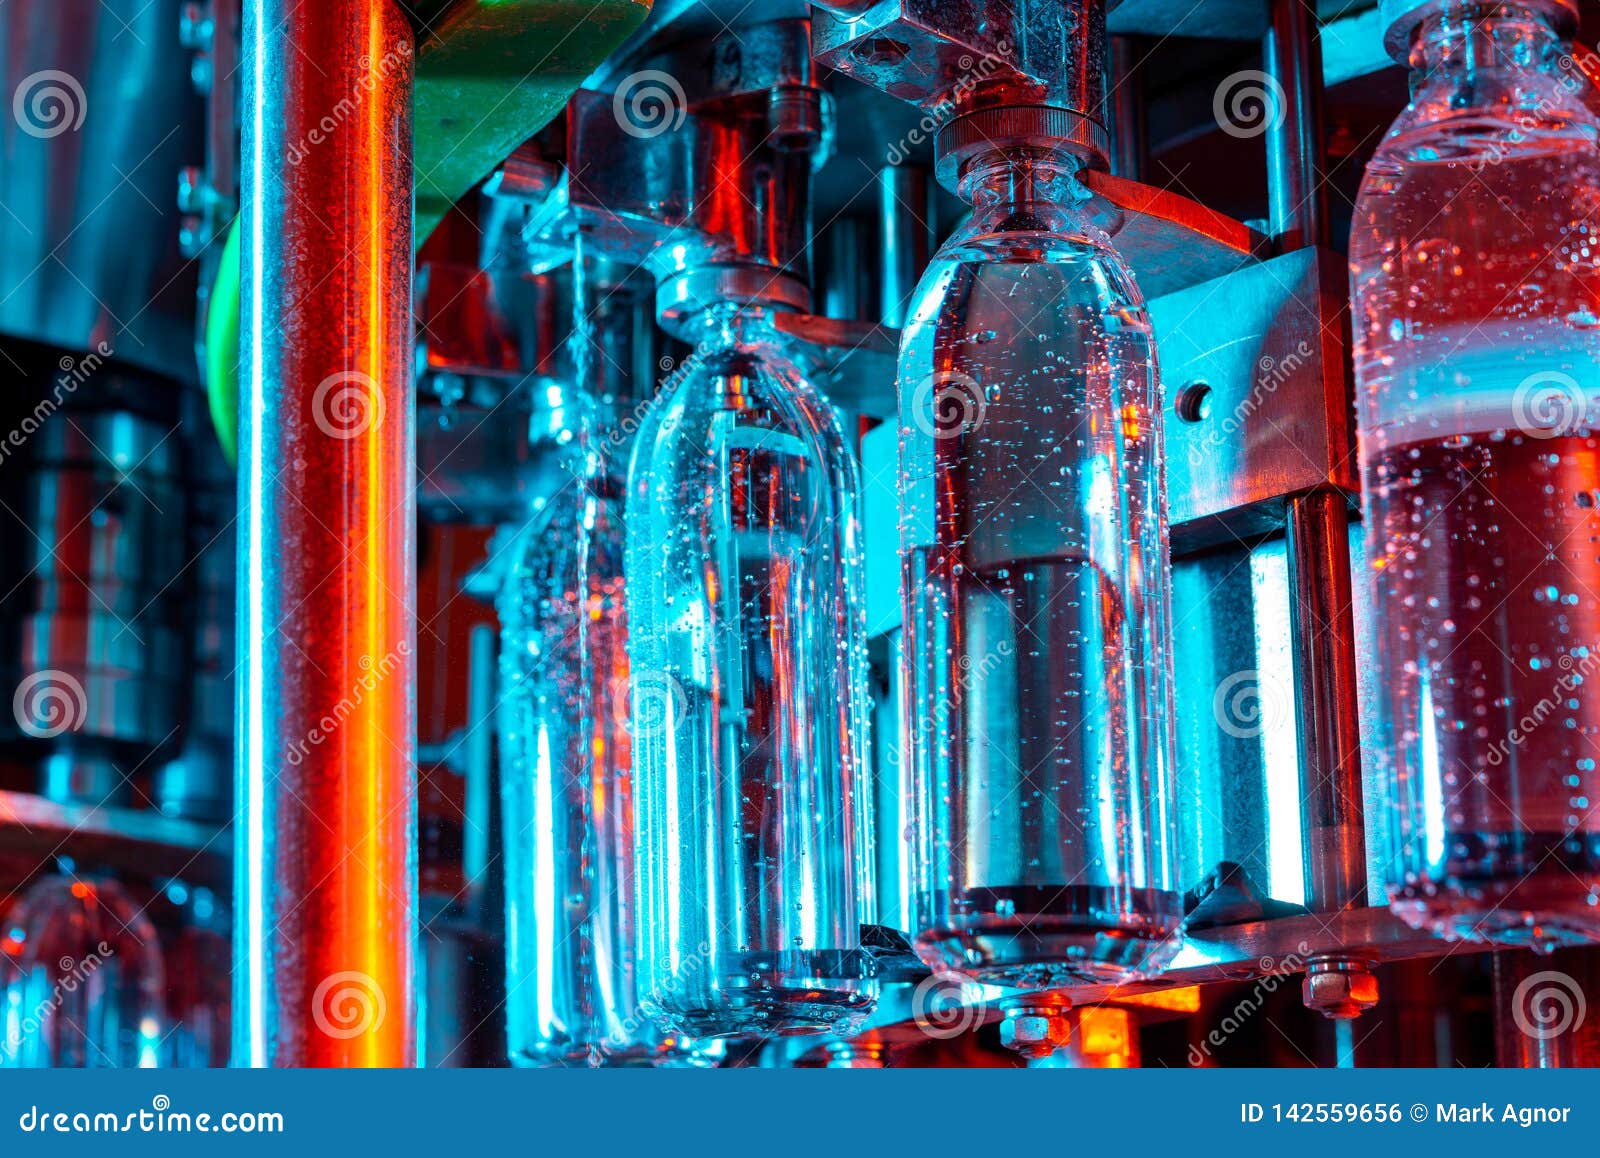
[1,0,1597,1069]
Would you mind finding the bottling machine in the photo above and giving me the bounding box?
[1,0,1598,1070]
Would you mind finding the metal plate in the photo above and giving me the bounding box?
[1159,246,1357,553]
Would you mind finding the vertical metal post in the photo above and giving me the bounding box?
[1105,36,1147,182]
[1262,0,1366,922]
[237,0,418,1066]
[1264,0,1327,252]
[1493,949,1600,1067]
[1284,493,1367,914]
[876,165,934,329]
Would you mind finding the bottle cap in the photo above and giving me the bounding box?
[935,105,1110,193]
[1379,0,1579,63]
[654,265,812,339]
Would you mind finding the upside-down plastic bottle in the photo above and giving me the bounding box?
[1353,0,1600,947]
[898,107,1183,987]
[625,296,877,1037]
[498,267,708,1065]
[0,875,165,1067]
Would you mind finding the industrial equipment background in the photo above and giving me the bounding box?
[0,0,1596,1073]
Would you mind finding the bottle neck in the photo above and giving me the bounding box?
[1410,4,1565,78]
[678,301,784,356]
[955,147,1089,211]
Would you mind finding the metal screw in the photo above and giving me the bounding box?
[998,997,1073,1060]
[1301,957,1379,1020]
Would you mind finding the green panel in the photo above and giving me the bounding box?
[414,0,650,239]
[208,0,650,461]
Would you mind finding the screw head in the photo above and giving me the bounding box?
[999,1001,1072,1059]
[1302,961,1380,1020]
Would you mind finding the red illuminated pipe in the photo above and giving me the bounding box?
[236,0,417,1066]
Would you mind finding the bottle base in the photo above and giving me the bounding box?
[916,886,1185,988]
[1390,830,1600,951]
[1390,881,1600,953]
[644,987,876,1040]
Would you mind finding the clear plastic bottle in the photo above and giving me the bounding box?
[159,883,232,1068]
[497,272,703,1065]
[1352,0,1600,947]
[898,120,1182,987]
[626,300,876,1037]
[0,875,165,1067]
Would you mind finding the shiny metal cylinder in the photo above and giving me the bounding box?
[1493,949,1600,1067]
[236,0,417,1067]
[1285,490,1367,913]
[0,0,201,383]
[876,166,934,329]
[1264,0,1328,253]
[0,378,188,803]
[1264,0,1364,916]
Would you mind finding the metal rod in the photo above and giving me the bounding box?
[1263,0,1364,916]
[1105,36,1147,182]
[237,0,418,1066]
[1493,949,1600,1067]
[1285,489,1367,913]
[1263,0,1328,251]
[876,165,934,329]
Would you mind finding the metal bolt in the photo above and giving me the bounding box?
[1301,957,1379,1020]
[177,166,207,215]
[998,998,1073,1060]
[179,2,214,52]
[823,1040,890,1068]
